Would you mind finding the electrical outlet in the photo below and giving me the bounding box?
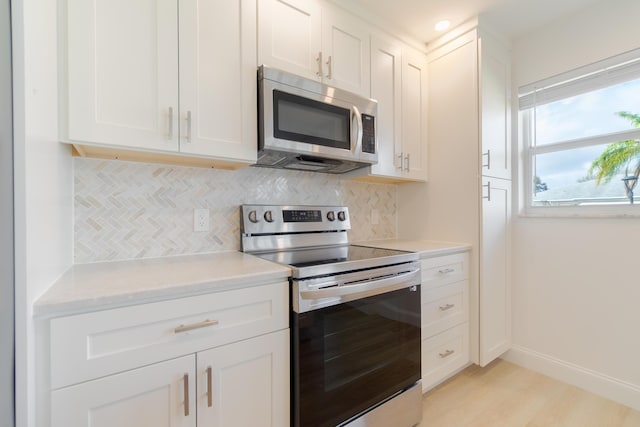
[371,209,379,225]
[194,209,210,232]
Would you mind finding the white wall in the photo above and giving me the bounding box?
[12,0,73,425]
[505,0,640,410]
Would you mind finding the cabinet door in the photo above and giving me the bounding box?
[178,0,257,163]
[401,47,428,181]
[197,329,289,427]
[369,35,402,178]
[258,0,322,81]
[66,0,179,151]
[480,177,512,366]
[52,355,196,427]
[479,36,511,180]
[321,8,370,96]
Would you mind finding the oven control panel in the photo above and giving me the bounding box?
[241,204,351,235]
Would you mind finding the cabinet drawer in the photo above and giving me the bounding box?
[50,281,288,389]
[421,280,468,338]
[421,253,468,290]
[421,323,469,392]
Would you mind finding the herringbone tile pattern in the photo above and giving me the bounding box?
[74,158,397,263]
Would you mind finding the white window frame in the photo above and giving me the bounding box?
[520,49,640,218]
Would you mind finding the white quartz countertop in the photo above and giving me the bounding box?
[34,251,291,317]
[353,239,471,258]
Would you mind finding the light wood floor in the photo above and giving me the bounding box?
[417,359,640,427]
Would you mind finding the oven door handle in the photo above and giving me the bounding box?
[299,268,420,301]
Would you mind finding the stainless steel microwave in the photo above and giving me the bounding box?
[256,65,378,174]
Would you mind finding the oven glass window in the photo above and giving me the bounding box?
[273,90,351,149]
[292,287,421,427]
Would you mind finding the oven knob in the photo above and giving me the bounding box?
[337,211,347,221]
[248,210,258,223]
[264,210,274,222]
[327,211,336,221]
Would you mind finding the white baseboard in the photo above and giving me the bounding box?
[502,345,640,411]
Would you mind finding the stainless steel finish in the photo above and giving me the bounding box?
[183,373,190,416]
[326,55,332,79]
[352,105,363,153]
[439,303,455,311]
[242,232,350,255]
[340,382,422,427]
[173,319,219,334]
[483,181,492,201]
[168,106,174,140]
[264,210,274,222]
[241,204,350,238]
[248,210,258,223]
[257,65,378,173]
[185,110,192,143]
[206,366,213,408]
[316,51,323,77]
[482,149,491,169]
[439,349,455,358]
[293,262,420,313]
[438,268,455,274]
[405,153,411,172]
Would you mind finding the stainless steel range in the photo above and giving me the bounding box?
[241,204,422,427]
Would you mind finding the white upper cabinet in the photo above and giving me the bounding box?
[258,0,370,96]
[368,37,428,182]
[479,34,511,180]
[178,0,257,161]
[321,8,370,95]
[257,0,322,81]
[400,46,428,181]
[64,0,257,164]
[66,0,179,151]
[370,34,402,178]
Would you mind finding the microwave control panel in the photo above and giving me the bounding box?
[361,114,376,154]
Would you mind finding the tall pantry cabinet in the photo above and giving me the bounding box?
[398,22,512,374]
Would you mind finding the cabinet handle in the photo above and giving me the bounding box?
[326,55,332,79]
[438,268,454,274]
[397,152,404,170]
[206,366,213,408]
[185,110,192,143]
[439,303,455,311]
[173,319,219,334]
[183,373,190,416]
[405,153,411,172]
[483,182,492,201]
[482,149,491,169]
[168,107,174,141]
[439,349,455,358]
[316,51,323,77]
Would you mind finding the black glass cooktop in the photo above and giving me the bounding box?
[253,245,418,278]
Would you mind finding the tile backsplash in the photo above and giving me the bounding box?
[74,158,397,263]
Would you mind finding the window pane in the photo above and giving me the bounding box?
[534,78,640,146]
[533,144,634,206]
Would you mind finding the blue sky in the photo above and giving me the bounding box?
[534,78,640,191]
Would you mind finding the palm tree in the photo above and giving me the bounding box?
[589,111,640,203]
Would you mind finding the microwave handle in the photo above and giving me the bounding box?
[351,105,363,153]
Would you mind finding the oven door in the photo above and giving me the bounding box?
[291,286,421,427]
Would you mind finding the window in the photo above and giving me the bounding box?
[520,49,640,213]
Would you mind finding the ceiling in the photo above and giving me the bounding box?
[341,0,603,44]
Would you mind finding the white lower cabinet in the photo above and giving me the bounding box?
[47,282,289,427]
[196,330,289,427]
[52,355,196,427]
[420,252,470,392]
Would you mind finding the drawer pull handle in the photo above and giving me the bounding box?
[439,303,455,311]
[174,319,219,334]
[206,366,213,408]
[438,268,455,274]
[183,373,190,416]
[439,349,455,358]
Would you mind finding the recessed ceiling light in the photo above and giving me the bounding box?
[435,20,451,31]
